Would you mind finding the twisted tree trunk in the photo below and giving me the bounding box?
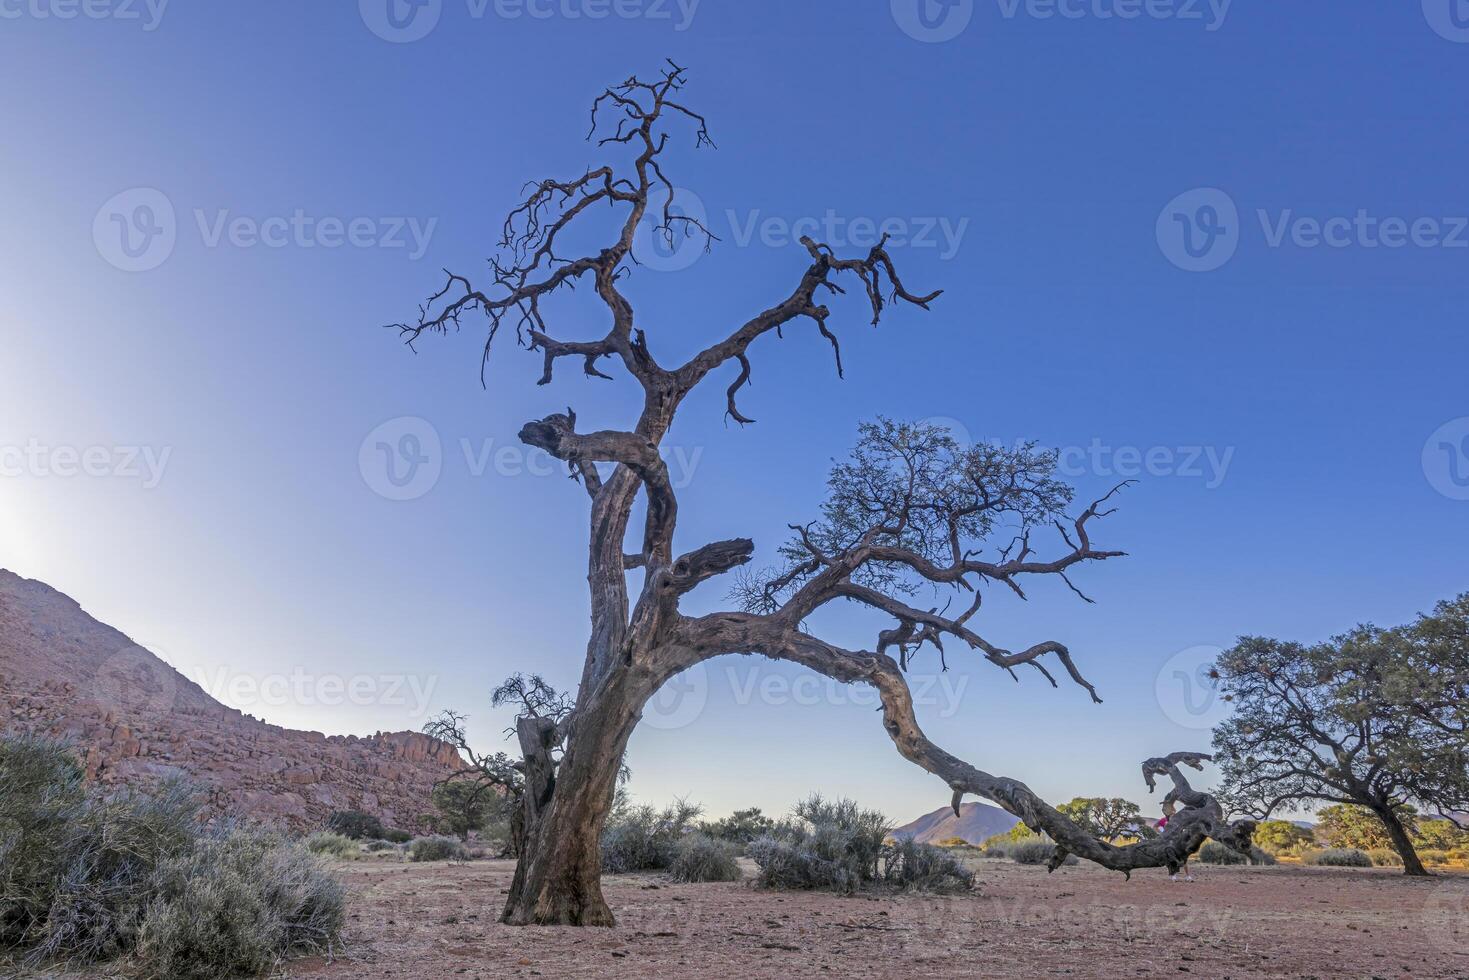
[1371,800,1430,877]
[392,63,1258,929]
[502,667,653,926]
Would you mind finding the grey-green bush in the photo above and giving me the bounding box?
[601,800,703,874]
[408,835,470,862]
[1305,847,1373,868]
[746,795,894,893]
[882,838,974,893]
[363,839,401,854]
[668,833,742,883]
[1366,848,1403,867]
[1007,840,1079,866]
[0,733,344,976]
[304,831,358,859]
[134,826,346,980]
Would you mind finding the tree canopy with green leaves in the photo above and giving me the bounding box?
[1055,798,1154,842]
[1212,595,1469,876]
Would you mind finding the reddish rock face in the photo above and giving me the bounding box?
[0,570,464,833]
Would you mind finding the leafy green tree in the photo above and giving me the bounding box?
[1055,798,1153,842]
[430,779,510,841]
[699,807,776,845]
[1213,596,1469,876]
[1251,819,1313,854]
[1317,804,1408,851]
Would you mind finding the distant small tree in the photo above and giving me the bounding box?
[326,810,384,841]
[1214,597,1469,876]
[1055,798,1153,842]
[422,676,571,854]
[1251,819,1313,854]
[430,779,503,840]
[1317,804,1409,852]
[699,807,776,846]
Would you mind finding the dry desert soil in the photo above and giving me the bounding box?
[270,856,1469,980]
[22,856,1469,979]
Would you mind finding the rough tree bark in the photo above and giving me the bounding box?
[390,62,1257,926]
[1369,800,1429,877]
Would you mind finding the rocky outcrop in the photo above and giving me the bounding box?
[0,569,464,832]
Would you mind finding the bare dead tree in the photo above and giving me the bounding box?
[388,62,1255,926]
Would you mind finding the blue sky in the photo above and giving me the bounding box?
[2,1,1467,822]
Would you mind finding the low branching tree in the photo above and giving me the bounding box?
[389,62,1255,926]
[1212,597,1469,877]
[423,674,573,855]
[1055,798,1155,843]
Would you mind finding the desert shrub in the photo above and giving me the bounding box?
[382,828,412,844]
[0,733,344,976]
[882,838,974,893]
[408,835,470,862]
[1418,849,1452,866]
[133,826,346,980]
[935,836,971,848]
[601,800,703,874]
[668,833,742,883]
[1196,842,1246,865]
[363,839,400,854]
[326,809,384,841]
[1304,847,1373,868]
[304,831,357,859]
[1006,840,1078,866]
[747,795,893,893]
[0,734,199,965]
[1366,848,1403,867]
[699,807,776,847]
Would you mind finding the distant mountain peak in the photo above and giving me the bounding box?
[892,799,1020,844]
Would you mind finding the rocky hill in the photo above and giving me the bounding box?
[893,800,1021,845]
[0,569,463,832]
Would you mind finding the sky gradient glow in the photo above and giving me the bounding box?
[3,1,1468,822]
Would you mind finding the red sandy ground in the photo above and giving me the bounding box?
[279,857,1469,980]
